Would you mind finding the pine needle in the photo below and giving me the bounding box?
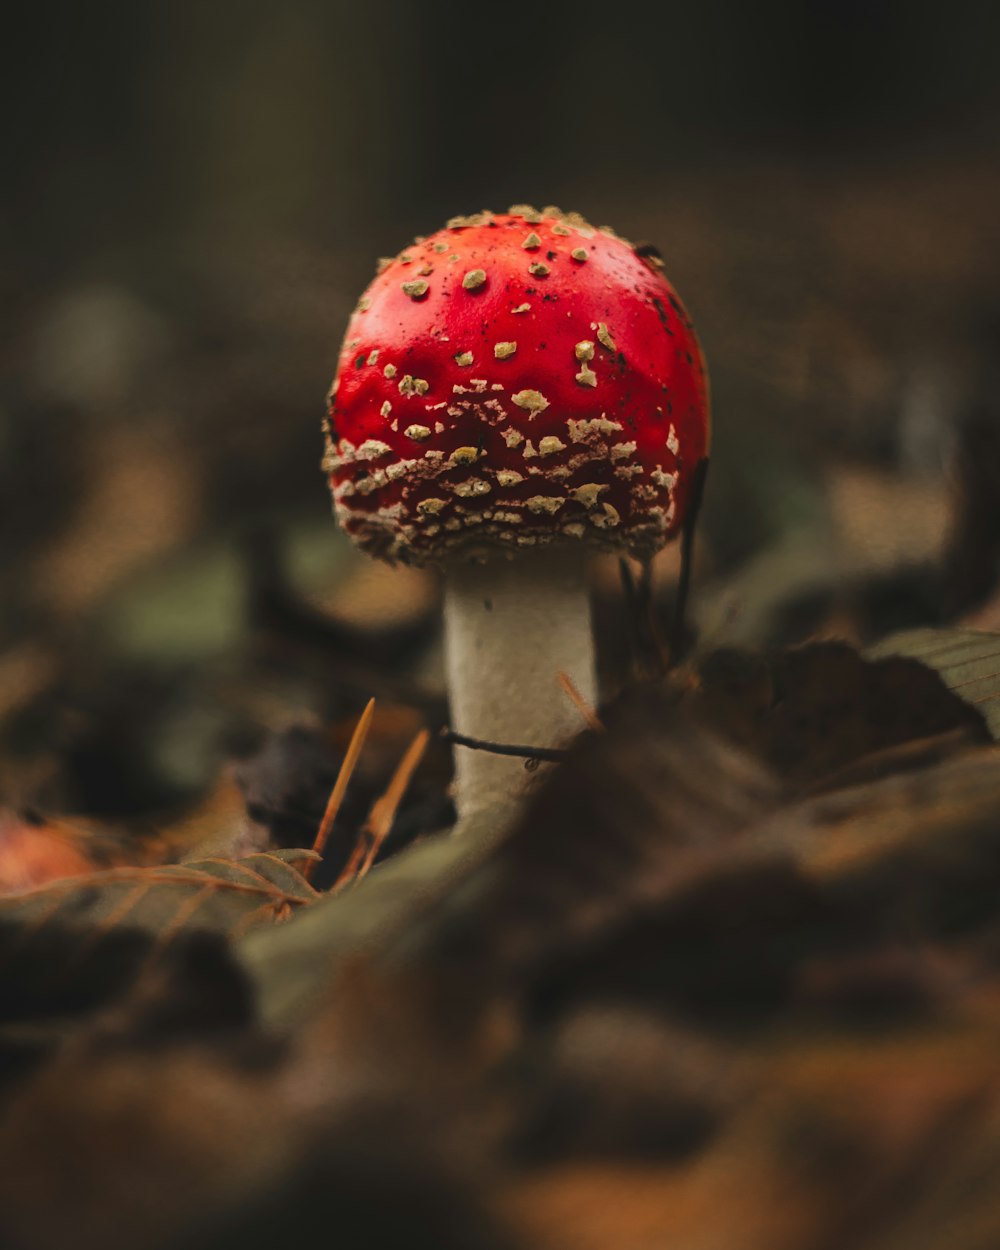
[333,727,430,891]
[557,670,604,731]
[357,728,430,882]
[304,698,375,883]
[331,829,368,892]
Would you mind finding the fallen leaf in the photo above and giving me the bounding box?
[696,640,989,787]
[868,628,1000,740]
[0,849,319,972]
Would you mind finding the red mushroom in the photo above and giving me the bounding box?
[324,206,710,829]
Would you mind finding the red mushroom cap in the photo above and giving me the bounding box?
[325,206,710,564]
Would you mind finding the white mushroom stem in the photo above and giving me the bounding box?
[443,545,596,830]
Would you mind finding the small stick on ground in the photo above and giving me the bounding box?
[305,698,375,883]
[557,670,603,731]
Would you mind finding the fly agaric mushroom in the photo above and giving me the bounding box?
[324,206,709,829]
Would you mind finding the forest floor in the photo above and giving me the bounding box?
[3,156,1000,1249]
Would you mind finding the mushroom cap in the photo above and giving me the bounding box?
[325,206,710,565]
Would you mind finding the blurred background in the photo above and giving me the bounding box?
[2,0,999,834]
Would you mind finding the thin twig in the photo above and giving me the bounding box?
[557,670,604,731]
[305,698,375,883]
[441,729,567,762]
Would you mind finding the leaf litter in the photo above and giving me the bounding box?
[3,596,1000,1249]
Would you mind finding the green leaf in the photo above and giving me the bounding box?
[868,629,1000,741]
